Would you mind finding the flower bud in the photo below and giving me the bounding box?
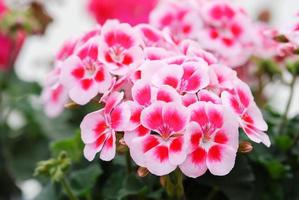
[238,141,253,153]
[273,34,289,43]
[137,167,149,177]
[64,101,78,109]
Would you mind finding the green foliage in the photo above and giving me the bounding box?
[50,131,84,162]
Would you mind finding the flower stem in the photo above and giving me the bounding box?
[165,169,185,200]
[279,74,297,134]
[60,176,78,200]
[205,186,219,200]
[125,151,132,173]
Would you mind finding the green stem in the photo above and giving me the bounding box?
[125,151,132,173]
[165,170,185,200]
[279,75,297,134]
[205,187,219,200]
[60,176,78,200]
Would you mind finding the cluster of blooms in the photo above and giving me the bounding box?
[42,19,270,177]
[0,0,25,71]
[275,14,299,60]
[148,0,282,67]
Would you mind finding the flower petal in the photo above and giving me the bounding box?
[140,101,164,131]
[80,109,107,143]
[179,147,207,178]
[207,144,237,176]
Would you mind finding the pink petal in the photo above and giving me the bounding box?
[124,125,150,146]
[162,102,190,133]
[206,103,224,129]
[140,101,164,131]
[152,64,183,89]
[60,56,83,89]
[181,61,209,93]
[94,64,113,94]
[100,131,116,161]
[125,101,143,131]
[132,80,152,106]
[179,147,207,178]
[83,132,108,161]
[197,90,220,104]
[182,93,197,107]
[189,102,209,127]
[104,91,124,114]
[169,136,187,165]
[185,122,203,152]
[129,134,159,166]
[69,79,99,105]
[144,145,176,176]
[207,144,237,176]
[110,102,131,131]
[246,103,268,131]
[80,109,107,143]
[155,85,182,103]
[76,41,98,61]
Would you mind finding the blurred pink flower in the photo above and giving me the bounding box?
[0,0,6,16]
[0,31,26,71]
[87,0,158,25]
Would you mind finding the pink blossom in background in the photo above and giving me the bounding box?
[87,0,159,25]
[0,1,26,71]
[149,0,261,67]
[0,0,6,16]
[0,31,26,71]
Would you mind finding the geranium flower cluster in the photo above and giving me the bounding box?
[149,0,270,67]
[42,20,270,177]
[275,14,299,60]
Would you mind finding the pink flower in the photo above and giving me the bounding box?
[87,0,158,25]
[0,31,26,71]
[179,102,239,177]
[41,65,68,118]
[99,20,144,75]
[150,0,203,44]
[80,91,131,161]
[61,38,112,105]
[253,23,280,59]
[151,59,210,94]
[129,101,190,176]
[124,79,182,145]
[197,1,256,67]
[221,80,270,147]
[0,0,6,16]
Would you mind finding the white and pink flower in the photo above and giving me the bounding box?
[61,38,112,105]
[180,102,239,177]
[99,20,144,75]
[129,101,190,176]
[221,81,270,147]
[80,91,131,161]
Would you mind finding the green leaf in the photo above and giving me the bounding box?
[275,135,294,151]
[69,164,102,196]
[50,131,83,162]
[101,172,148,200]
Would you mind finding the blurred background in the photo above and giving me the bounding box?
[1,0,299,199]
